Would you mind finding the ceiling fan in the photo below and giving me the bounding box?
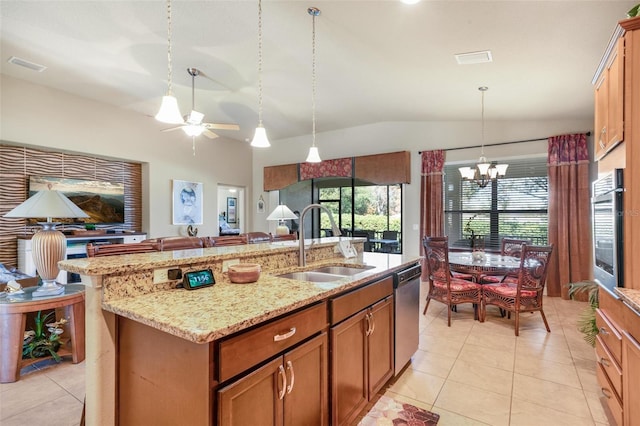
[162,68,240,139]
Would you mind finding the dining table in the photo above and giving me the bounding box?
[448,251,523,282]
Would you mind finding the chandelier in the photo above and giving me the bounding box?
[458,86,508,188]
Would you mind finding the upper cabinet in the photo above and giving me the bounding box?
[594,30,625,160]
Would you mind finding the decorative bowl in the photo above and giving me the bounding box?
[228,263,261,284]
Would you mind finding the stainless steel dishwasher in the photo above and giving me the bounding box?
[394,262,422,376]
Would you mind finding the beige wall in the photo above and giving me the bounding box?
[0,75,253,238]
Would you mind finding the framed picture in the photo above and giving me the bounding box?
[227,197,237,223]
[172,180,203,225]
[257,196,265,214]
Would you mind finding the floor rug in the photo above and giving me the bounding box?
[358,395,440,425]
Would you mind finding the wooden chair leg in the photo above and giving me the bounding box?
[423,297,432,315]
[447,303,452,327]
[514,311,520,336]
[540,309,551,332]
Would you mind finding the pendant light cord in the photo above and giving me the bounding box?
[480,86,486,157]
[166,0,174,96]
[257,0,264,126]
[311,8,318,148]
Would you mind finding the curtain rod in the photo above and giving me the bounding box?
[418,131,591,154]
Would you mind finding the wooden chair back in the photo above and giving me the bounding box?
[212,235,247,247]
[245,232,273,244]
[501,238,532,258]
[515,244,554,294]
[86,242,159,257]
[271,233,297,242]
[422,236,452,285]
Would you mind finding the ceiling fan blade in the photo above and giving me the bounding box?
[161,126,185,132]
[203,129,219,139]
[203,123,240,131]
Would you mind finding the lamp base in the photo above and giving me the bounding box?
[33,280,65,297]
[275,224,290,236]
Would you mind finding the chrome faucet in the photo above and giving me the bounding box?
[299,203,342,266]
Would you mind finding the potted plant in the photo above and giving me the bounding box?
[22,310,68,361]
[567,280,599,347]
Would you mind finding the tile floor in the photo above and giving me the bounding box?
[0,281,608,426]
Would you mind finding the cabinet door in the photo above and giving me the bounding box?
[607,38,624,148]
[330,310,368,426]
[623,331,640,426]
[218,357,284,426]
[283,332,329,426]
[367,297,394,397]
[594,72,609,159]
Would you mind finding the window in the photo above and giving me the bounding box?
[444,157,548,250]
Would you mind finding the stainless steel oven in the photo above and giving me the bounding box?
[592,168,624,290]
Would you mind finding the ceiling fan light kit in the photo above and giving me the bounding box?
[251,0,271,148]
[306,6,322,163]
[155,0,184,124]
[459,86,508,188]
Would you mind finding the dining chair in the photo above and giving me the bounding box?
[480,244,553,336]
[422,236,483,326]
[478,237,531,284]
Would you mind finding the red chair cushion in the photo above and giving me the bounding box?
[434,278,482,292]
[452,271,474,281]
[483,282,537,298]
[479,275,502,284]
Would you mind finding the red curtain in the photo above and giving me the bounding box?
[420,149,445,245]
[547,133,592,298]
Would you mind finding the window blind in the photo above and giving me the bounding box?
[444,157,548,250]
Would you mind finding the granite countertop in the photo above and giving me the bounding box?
[102,252,419,344]
[614,287,640,316]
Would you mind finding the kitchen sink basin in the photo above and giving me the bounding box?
[276,271,346,282]
[309,265,375,276]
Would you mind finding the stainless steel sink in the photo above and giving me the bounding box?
[309,265,375,276]
[276,271,346,282]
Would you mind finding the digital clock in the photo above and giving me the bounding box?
[182,269,216,290]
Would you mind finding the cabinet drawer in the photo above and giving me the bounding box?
[596,308,622,364]
[596,335,622,399]
[217,302,327,383]
[330,276,393,325]
[596,363,623,426]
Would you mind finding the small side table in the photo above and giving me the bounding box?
[0,284,85,383]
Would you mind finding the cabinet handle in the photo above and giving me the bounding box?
[365,313,372,336]
[369,312,376,336]
[277,365,287,400]
[599,327,609,336]
[599,126,606,149]
[274,327,297,342]
[599,357,610,367]
[286,360,295,394]
[601,387,612,399]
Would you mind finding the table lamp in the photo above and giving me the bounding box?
[267,204,298,236]
[4,188,89,297]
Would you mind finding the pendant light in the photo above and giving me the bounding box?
[305,7,322,163]
[250,0,271,148]
[155,0,184,124]
[458,87,508,188]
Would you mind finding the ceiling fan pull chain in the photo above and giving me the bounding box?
[192,136,196,156]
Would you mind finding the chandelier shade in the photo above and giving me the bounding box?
[459,87,508,188]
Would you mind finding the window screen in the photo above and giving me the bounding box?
[444,157,548,250]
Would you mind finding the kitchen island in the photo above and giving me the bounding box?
[59,237,421,425]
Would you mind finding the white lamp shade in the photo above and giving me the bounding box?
[251,126,271,148]
[477,162,491,175]
[155,95,184,124]
[459,167,474,180]
[488,167,499,179]
[495,164,509,176]
[183,125,205,137]
[4,189,89,221]
[267,204,298,221]
[306,146,322,163]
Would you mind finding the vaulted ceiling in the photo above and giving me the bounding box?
[1,1,635,143]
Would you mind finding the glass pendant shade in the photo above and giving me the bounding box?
[155,95,184,124]
[306,146,321,163]
[183,124,204,137]
[476,157,491,175]
[251,125,271,148]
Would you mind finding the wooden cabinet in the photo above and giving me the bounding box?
[594,36,624,160]
[330,276,394,426]
[622,331,640,426]
[595,307,623,426]
[218,332,328,426]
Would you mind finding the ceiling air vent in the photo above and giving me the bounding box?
[454,50,493,65]
[7,56,47,72]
